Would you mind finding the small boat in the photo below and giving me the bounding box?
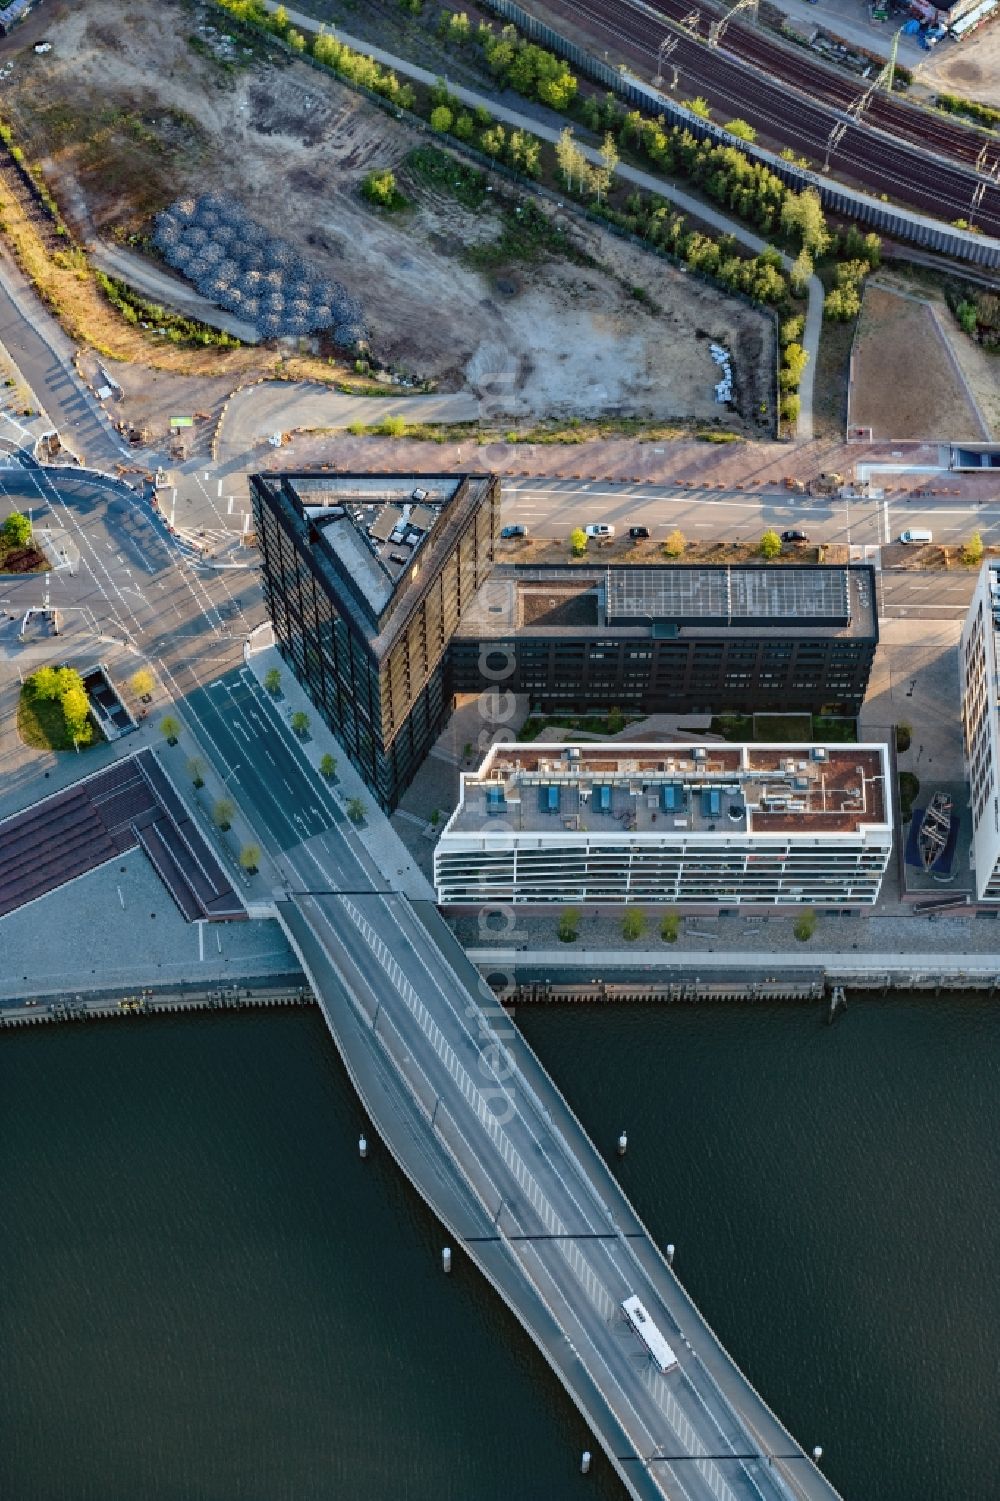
[918,791,952,871]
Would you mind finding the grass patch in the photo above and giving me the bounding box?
[345,417,479,441]
[463,196,581,271]
[497,416,732,444]
[753,712,812,740]
[404,145,488,209]
[811,715,858,743]
[814,266,858,439]
[899,770,920,821]
[519,710,638,741]
[17,685,101,752]
[95,271,242,348]
[711,713,857,742]
[710,713,752,740]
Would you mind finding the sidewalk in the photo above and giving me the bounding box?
[151,712,285,915]
[266,2,822,440]
[0,243,128,469]
[464,944,1000,978]
[457,898,1000,963]
[244,632,436,901]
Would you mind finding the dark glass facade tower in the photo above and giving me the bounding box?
[250,472,500,809]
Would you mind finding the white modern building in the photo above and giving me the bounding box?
[960,562,1000,900]
[434,742,893,908]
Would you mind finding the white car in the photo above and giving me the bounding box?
[584,523,615,539]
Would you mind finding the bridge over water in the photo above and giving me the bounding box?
[188,666,846,1501]
[280,889,847,1501]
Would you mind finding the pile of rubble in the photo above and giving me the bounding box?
[710,342,733,404]
[153,193,366,345]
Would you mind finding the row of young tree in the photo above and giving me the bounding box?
[553,128,789,308]
[433,10,887,324]
[427,82,543,176]
[217,0,418,109]
[440,14,578,110]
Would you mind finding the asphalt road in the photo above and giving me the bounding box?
[502,476,1000,555]
[542,0,1000,237]
[178,660,844,1500]
[0,252,126,470]
[0,464,266,707]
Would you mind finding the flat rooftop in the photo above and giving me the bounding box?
[454,565,877,642]
[252,472,495,648]
[293,475,462,615]
[445,742,890,839]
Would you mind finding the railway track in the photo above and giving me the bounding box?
[544,0,1000,236]
[627,0,999,171]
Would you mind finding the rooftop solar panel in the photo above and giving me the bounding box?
[604,567,850,625]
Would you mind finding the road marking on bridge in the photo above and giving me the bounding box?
[328,892,754,1499]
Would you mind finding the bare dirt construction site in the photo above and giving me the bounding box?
[0,0,773,430]
[915,26,1000,110]
[848,283,994,441]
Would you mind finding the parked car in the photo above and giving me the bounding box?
[500,524,528,539]
[900,528,932,545]
[629,526,650,540]
[585,523,616,539]
[781,529,809,543]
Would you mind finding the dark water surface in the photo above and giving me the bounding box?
[2,996,998,1501]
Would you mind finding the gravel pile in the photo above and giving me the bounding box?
[153,193,366,345]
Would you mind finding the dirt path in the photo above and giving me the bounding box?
[216,384,481,462]
[90,241,261,343]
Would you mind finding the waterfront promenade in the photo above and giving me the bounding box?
[465,949,1000,987]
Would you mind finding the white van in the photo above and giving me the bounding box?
[899,529,932,545]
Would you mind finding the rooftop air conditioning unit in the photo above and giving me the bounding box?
[693,747,707,761]
[812,747,828,762]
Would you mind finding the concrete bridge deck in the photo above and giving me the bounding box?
[280,889,843,1501]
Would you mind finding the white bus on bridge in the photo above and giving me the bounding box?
[622,1295,679,1375]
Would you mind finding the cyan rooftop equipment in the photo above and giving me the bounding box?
[661,784,681,812]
